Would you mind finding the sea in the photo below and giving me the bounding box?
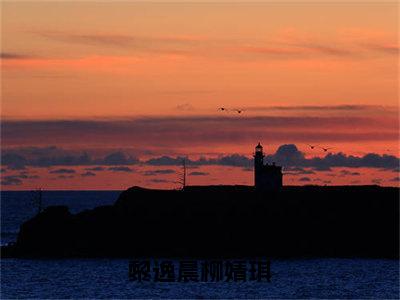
[1,191,399,299]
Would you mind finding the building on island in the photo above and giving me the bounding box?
[254,142,283,191]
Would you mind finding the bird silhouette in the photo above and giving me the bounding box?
[307,144,318,150]
[234,109,244,114]
[320,147,334,152]
[218,107,227,111]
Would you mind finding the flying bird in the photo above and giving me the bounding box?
[320,147,334,152]
[234,109,244,114]
[218,107,227,111]
[307,144,318,150]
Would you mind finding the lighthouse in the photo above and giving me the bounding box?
[254,142,283,191]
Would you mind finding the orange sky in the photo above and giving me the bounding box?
[1,2,399,189]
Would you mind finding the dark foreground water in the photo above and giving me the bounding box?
[1,191,399,298]
[2,259,399,298]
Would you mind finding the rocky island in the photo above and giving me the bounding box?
[2,185,399,259]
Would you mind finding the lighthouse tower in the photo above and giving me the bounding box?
[253,142,283,191]
[254,142,265,188]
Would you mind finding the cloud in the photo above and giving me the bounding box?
[284,167,315,175]
[1,176,23,186]
[10,171,40,179]
[143,169,176,176]
[101,152,138,165]
[108,166,134,172]
[296,43,352,56]
[361,43,399,55]
[146,144,399,171]
[0,52,32,60]
[389,177,400,182]
[240,42,352,59]
[81,171,96,177]
[0,147,139,169]
[299,177,311,182]
[146,156,187,166]
[1,144,399,172]
[145,154,252,167]
[1,153,28,170]
[2,114,397,150]
[84,166,105,171]
[339,170,361,176]
[243,105,395,112]
[149,179,171,183]
[49,168,76,174]
[189,171,209,176]
[34,31,198,56]
[269,144,305,166]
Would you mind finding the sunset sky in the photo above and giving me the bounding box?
[1,1,399,190]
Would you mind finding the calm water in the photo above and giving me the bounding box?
[2,258,399,298]
[1,191,399,299]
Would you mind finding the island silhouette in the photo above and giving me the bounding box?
[2,144,399,259]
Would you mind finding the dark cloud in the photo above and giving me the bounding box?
[143,169,176,176]
[146,144,400,172]
[0,52,32,59]
[81,171,96,177]
[312,166,333,172]
[339,170,361,176]
[240,39,399,59]
[84,166,105,171]
[49,168,76,174]
[1,153,28,170]
[147,156,187,166]
[299,177,311,182]
[0,147,139,169]
[1,147,90,169]
[108,166,134,172]
[102,152,138,165]
[35,31,195,55]
[284,167,315,175]
[149,179,171,183]
[189,171,209,176]
[10,172,40,179]
[269,144,305,166]
[3,115,397,149]
[243,105,394,112]
[389,177,400,182]
[1,176,23,186]
[1,144,398,173]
